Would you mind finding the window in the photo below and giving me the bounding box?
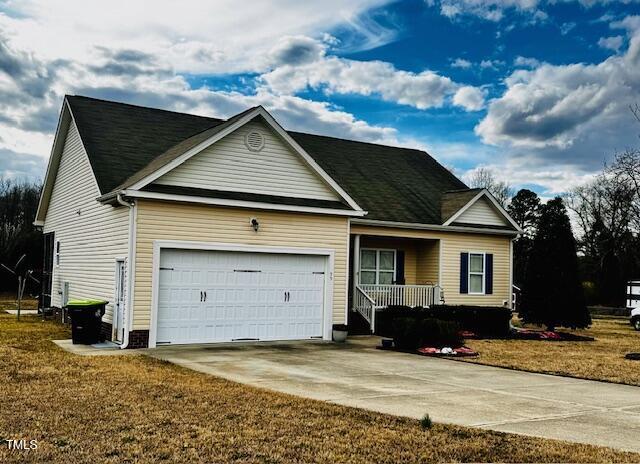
[55,241,60,266]
[468,253,485,294]
[360,249,395,285]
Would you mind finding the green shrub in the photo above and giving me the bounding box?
[420,413,433,430]
[392,317,462,350]
[377,305,511,338]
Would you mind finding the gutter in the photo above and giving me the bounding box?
[116,193,137,349]
[351,218,520,236]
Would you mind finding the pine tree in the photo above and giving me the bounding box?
[519,197,590,330]
[508,189,541,286]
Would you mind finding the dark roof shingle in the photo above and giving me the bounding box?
[66,95,469,225]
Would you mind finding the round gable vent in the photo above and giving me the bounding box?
[244,130,265,152]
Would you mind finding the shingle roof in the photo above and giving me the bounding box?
[66,95,223,193]
[66,95,470,225]
[441,188,483,223]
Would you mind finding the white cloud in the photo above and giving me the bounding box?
[453,86,487,111]
[428,1,640,22]
[433,0,543,22]
[451,58,473,69]
[260,39,485,111]
[476,27,640,149]
[0,0,394,75]
[598,35,624,51]
[514,56,542,68]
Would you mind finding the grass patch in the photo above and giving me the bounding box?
[0,308,638,463]
[462,316,640,386]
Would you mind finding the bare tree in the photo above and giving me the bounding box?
[468,167,514,207]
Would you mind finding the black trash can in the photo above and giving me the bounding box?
[67,299,108,344]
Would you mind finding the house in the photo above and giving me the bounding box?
[35,95,521,348]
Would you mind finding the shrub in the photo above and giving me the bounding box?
[376,305,511,339]
[392,317,462,350]
[420,413,433,430]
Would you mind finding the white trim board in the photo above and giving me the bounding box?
[120,189,366,217]
[351,218,520,236]
[444,189,522,232]
[147,240,336,348]
[126,106,365,214]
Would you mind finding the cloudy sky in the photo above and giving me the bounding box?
[1,0,640,196]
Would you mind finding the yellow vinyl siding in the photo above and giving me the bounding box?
[351,224,512,307]
[133,200,349,330]
[417,240,440,285]
[42,120,129,323]
[153,120,340,201]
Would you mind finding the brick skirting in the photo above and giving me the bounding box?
[127,330,150,349]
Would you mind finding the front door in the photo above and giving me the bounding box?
[114,260,126,342]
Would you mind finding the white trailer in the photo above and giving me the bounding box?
[628,280,640,330]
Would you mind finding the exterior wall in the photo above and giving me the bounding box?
[42,120,130,325]
[351,224,513,307]
[416,240,440,285]
[153,120,339,201]
[454,197,508,227]
[132,200,349,331]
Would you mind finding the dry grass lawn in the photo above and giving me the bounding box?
[1,308,639,463]
[463,316,640,386]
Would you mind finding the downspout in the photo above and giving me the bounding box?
[116,193,136,349]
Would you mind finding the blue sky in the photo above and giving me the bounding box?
[1,0,639,196]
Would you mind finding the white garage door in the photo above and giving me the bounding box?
[156,249,326,344]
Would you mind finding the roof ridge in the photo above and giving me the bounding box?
[289,130,427,153]
[66,94,223,122]
[444,187,482,194]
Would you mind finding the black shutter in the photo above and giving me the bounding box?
[395,250,405,284]
[460,252,469,294]
[485,253,494,295]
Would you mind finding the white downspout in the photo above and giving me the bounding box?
[116,193,136,349]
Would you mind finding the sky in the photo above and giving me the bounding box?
[1,0,640,197]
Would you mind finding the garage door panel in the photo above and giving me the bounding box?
[156,248,326,345]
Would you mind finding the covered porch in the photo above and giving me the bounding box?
[350,234,443,331]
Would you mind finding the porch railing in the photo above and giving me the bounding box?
[359,284,442,309]
[354,286,377,332]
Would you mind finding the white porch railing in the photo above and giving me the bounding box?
[354,284,443,332]
[354,286,377,332]
[359,284,442,309]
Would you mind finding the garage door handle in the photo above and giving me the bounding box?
[204,291,207,302]
[200,291,203,302]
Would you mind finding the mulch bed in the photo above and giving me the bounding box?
[377,343,479,357]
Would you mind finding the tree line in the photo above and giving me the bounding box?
[0,179,43,293]
[472,126,640,328]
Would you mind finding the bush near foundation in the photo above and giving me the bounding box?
[377,305,512,339]
[391,317,462,350]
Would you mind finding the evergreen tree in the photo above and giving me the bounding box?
[519,197,590,330]
[508,189,541,286]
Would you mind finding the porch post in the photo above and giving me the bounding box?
[352,234,361,310]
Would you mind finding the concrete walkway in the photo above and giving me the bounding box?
[147,336,640,452]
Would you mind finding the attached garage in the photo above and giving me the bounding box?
[150,244,333,346]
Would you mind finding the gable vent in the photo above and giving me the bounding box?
[244,131,265,152]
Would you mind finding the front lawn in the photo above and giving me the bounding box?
[1,310,638,463]
[463,316,640,386]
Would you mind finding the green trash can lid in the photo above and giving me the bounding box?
[66,299,109,307]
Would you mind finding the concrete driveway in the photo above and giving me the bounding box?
[147,337,640,452]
